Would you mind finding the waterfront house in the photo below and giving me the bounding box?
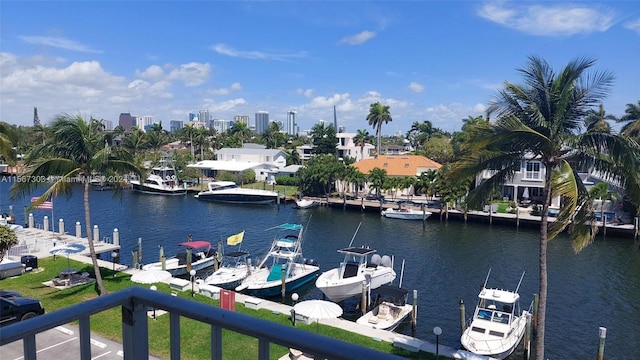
[296,132,375,163]
[187,145,287,182]
[350,155,442,198]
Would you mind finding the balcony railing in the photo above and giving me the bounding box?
[1,286,406,360]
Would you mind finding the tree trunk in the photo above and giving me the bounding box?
[535,176,553,360]
[84,179,107,295]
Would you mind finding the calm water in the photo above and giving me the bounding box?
[2,180,639,359]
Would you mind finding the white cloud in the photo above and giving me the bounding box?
[212,43,307,61]
[210,82,243,95]
[303,93,351,109]
[135,65,165,81]
[168,62,210,86]
[18,36,103,53]
[477,2,615,36]
[296,88,314,97]
[624,18,640,34]
[202,98,248,112]
[339,30,377,45]
[408,81,425,93]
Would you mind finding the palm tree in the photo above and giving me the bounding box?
[619,100,640,140]
[285,148,301,166]
[366,102,392,157]
[584,104,616,133]
[589,182,618,236]
[367,167,387,201]
[122,127,147,157]
[0,122,16,164]
[448,56,640,360]
[11,114,142,296]
[353,129,371,160]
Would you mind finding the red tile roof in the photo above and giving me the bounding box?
[353,155,442,177]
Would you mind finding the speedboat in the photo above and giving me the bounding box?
[316,246,396,302]
[294,199,318,209]
[356,284,413,331]
[461,270,531,360]
[203,231,255,289]
[194,180,279,204]
[143,240,217,277]
[381,207,431,220]
[235,223,320,297]
[130,155,187,195]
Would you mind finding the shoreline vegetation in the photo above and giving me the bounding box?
[1,257,440,360]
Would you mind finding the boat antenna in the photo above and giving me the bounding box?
[515,271,525,293]
[399,259,405,288]
[483,268,492,288]
[348,222,362,247]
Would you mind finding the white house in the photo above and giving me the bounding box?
[296,132,375,163]
[187,145,287,182]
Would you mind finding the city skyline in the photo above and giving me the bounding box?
[1,1,639,134]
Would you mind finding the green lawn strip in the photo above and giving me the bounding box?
[1,257,442,359]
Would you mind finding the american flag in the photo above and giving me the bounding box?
[30,197,53,210]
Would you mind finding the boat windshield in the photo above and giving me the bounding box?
[476,306,511,324]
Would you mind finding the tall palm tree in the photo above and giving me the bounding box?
[0,122,16,164]
[619,100,640,140]
[366,102,392,157]
[448,56,640,359]
[584,104,616,133]
[353,129,370,160]
[11,114,142,296]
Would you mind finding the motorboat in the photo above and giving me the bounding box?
[356,284,413,331]
[203,231,255,289]
[130,155,187,195]
[235,223,320,297]
[460,270,531,360]
[381,207,431,220]
[194,180,279,204]
[316,243,396,302]
[294,199,318,209]
[143,240,216,277]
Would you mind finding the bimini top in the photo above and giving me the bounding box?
[478,288,520,304]
[338,246,377,256]
[178,241,211,249]
[274,223,303,231]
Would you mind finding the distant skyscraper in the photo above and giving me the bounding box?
[119,113,135,131]
[199,110,210,124]
[170,120,183,132]
[189,113,197,122]
[286,111,297,136]
[102,119,113,131]
[255,111,269,134]
[233,115,250,126]
[33,107,40,127]
[213,119,231,133]
[333,105,338,130]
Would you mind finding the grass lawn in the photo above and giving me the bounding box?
[1,257,443,359]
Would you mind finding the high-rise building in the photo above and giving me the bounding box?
[102,119,113,131]
[212,119,231,134]
[170,120,183,132]
[286,111,297,136]
[233,115,250,126]
[139,115,156,132]
[189,113,197,122]
[33,107,40,127]
[119,113,135,131]
[255,111,269,134]
[199,110,210,124]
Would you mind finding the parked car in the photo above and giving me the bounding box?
[0,295,45,326]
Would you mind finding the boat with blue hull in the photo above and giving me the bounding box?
[235,223,320,297]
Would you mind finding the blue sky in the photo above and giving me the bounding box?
[1,1,639,134]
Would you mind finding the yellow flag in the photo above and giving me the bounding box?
[227,231,245,246]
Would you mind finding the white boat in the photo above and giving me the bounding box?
[130,155,187,195]
[194,180,279,204]
[316,241,396,302]
[235,223,320,297]
[381,207,431,220]
[356,285,413,331]
[295,199,318,209]
[143,240,217,277]
[203,231,255,289]
[461,270,531,360]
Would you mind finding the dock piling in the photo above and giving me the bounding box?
[28,213,34,228]
[597,326,606,360]
[43,216,49,231]
[458,299,466,335]
[524,313,532,359]
[411,290,418,335]
[281,264,286,298]
[113,228,119,246]
[59,219,64,234]
[93,225,99,243]
[76,221,81,237]
[361,281,367,316]
[533,294,539,334]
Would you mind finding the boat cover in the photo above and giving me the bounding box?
[178,240,211,249]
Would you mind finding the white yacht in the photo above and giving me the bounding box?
[315,246,396,302]
[461,270,531,360]
[194,180,280,204]
[381,207,431,220]
[130,155,187,195]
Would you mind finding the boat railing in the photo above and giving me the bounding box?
[1,286,404,360]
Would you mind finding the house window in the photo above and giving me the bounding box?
[524,162,542,180]
[383,163,388,168]
[404,163,409,168]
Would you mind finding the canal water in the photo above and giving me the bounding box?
[2,181,639,359]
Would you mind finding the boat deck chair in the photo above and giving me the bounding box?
[377,303,390,321]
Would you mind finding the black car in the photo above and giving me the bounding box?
[0,295,45,326]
